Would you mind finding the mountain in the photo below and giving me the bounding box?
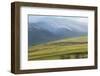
[28,16,88,46]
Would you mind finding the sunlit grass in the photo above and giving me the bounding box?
[28,36,88,60]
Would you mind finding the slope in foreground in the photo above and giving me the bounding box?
[28,36,88,60]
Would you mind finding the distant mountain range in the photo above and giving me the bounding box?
[28,16,88,46]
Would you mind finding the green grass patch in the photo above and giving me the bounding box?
[28,36,88,60]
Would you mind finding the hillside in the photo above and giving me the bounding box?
[28,36,88,60]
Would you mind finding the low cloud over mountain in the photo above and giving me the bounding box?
[28,16,88,46]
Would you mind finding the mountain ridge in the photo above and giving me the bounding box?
[28,16,88,46]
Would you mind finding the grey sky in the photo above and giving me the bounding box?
[28,15,88,25]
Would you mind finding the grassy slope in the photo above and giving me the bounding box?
[28,36,88,60]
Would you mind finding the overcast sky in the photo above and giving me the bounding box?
[28,15,88,25]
